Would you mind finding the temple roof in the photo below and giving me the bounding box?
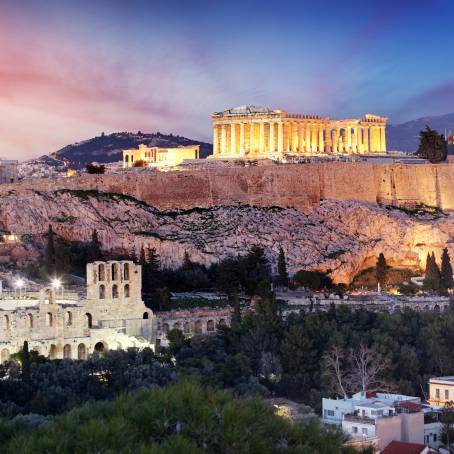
[215,105,275,115]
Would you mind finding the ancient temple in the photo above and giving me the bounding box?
[211,105,387,157]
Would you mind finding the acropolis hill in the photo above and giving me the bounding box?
[3,161,454,211]
[1,160,454,284]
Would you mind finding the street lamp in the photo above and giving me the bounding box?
[15,278,24,298]
[51,278,62,298]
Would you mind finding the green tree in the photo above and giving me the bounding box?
[167,328,186,356]
[424,251,441,291]
[88,229,103,262]
[153,287,171,311]
[441,248,454,290]
[376,253,388,290]
[21,340,31,383]
[417,126,448,163]
[276,246,289,288]
[85,163,105,174]
[44,224,56,276]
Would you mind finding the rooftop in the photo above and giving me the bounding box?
[381,440,431,454]
[215,105,276,115]
[429,376,454,383]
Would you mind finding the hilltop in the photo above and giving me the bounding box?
[36,131,213,169]
[387,111,454,151]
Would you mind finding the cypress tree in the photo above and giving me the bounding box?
[182,251,192,270]
[376,253,388,290]
[424,251,441,290]
[88,229,103,262]
[22,340,31,383]
[424,252,431,278]
[431,251,441,290]
[277,246,289,288]
[45,224,56,275]
[441,248,454,290]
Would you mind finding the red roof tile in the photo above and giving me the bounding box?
[382,440,427,454]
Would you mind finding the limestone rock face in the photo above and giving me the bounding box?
[0,189,452,283]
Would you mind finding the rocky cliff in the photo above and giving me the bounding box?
[1,188,453,283]
[3,161,454,212]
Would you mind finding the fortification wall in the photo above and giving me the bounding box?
[3,162,454,211]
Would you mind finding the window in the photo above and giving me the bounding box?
[123,263,130,280]
[124,284,130,298]
[362,428,368,435]
[28,314,33,329]
[352,427,358,434]
[436,388,440,399]
[326,410,334,416]
[111,263,119,281]
[86,313,93,329]
[112,284,119,299]
[446,389,449,401]
[46,312,53,327]
[99,284,106,299]
[98,264,106,281]
[65,311,73,326]
[434,434,437,442]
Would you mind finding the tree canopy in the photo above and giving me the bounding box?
[417,126,448,163]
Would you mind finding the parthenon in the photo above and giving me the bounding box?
[211,106,387,157]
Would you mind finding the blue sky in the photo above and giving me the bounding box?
[1,0,453,158]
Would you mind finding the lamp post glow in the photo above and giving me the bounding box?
[51,278,62,298]
[15,278,24,297]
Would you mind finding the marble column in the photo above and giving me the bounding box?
[298,124,304,153]
[240,123,245,156]
[249,123,255,154]
[318,125,324,153]
[285,122,291,152]
[357,127,363,153]
[230,123,236,156]
[364,127,369,153]
[333,128,339,154]
[221,125,227,155]
[259,122,265,153]
[345,126,351,153]
[325,125,332,153]
[380,126,386,152]
[269,122,275,152]
[213,125,219,155]
[278,122,284,153]
[305,124,311,153]
[311,125,318,152]
[352,127,358,153]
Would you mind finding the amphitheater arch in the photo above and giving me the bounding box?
[3,314,10,330]
[112,284,119,299]
[78,343,87,360]
[123,263,130,280]
[111,262,120,281]
[206,320,215,332]
[99,284,106,300]
[94,341,107,354]
[98,263,106,281]
[173,321,181,330]
[28,313,34,329]
[183,321,190,333]
[85,313,93,329]
[49,344,58,359]
[124,284,130,298]
[65,311,73,326]
[195,320,203,334]
[63,344,72,359]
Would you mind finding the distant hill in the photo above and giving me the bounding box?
[42,132,213,169]
[387,112,454,152]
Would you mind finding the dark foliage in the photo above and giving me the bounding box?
[417,126,448,163]
[85,163,105,174]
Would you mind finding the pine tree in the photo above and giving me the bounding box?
[276,246,289,288]
[376,253,388,290]
[88,229,103,262]
[22,340,31,383]
[45,224,56,275]
[441,248,454,290]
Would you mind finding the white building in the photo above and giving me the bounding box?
[323,392,424,451]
